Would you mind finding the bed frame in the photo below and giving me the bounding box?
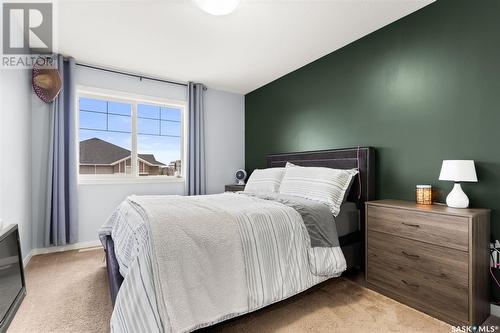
[103,146,375,306]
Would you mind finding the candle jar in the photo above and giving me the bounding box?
[416,185,432,205]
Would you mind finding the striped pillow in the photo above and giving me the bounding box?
[279,162,358,216]
[244,168,285,194]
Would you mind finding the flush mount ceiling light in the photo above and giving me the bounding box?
[193,0,240,16]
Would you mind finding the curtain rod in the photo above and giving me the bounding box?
[75,62,188,88]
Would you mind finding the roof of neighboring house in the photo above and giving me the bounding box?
[138,154,165,166]
[80,138,166,166]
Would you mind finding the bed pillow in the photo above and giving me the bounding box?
[278,162,358,216]
[244,168,285,194]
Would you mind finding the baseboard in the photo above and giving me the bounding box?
[32,240,102,255]
[23,251,32,267]
[22,240,102,267]
[491,303,500,317]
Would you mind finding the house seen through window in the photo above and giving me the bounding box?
[78,94,183,179]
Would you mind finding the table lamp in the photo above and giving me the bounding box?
[438,160,477,208]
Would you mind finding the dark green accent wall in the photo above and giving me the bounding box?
[245,0,500,240]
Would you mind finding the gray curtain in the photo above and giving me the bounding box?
[187,82,206,195]
[44,55,78,246]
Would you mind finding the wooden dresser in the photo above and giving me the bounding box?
[365,200,490,326]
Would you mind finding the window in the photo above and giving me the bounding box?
[77,88,185,182]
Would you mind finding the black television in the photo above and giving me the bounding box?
[0,225,26,333]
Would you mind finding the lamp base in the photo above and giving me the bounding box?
[446,183,469,208]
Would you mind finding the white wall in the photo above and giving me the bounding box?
[205,89,245,194]
[78,182,185,242]
[0,70,33,258]
[72,67,245,244]
[0,73,3,234]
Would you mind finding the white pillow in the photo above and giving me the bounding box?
[244,168,285,194]
[279,162,358,216]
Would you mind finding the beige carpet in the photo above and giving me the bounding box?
[8,249,112,333]
[8,248,453,333]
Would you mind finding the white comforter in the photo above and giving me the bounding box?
[99,193,346,333]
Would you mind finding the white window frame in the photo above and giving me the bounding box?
[76,86,187,185]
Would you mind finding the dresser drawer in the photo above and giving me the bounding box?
[367,205,469,251]
[367,232,469,322]
[367,231,469,291]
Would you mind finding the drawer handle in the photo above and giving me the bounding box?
[402,222,420,228]
[401,279,419,288]
[401,251,420,259]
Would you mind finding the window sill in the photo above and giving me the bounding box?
[78,176,185,186]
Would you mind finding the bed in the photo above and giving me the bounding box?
[101,147,375,332]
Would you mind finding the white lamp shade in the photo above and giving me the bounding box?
[439,160,477,182]
[194,0,240,15]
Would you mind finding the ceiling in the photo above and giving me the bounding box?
[57,0,434,94]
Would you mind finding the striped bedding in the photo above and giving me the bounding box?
[99,192,346,333]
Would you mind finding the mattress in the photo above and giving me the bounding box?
[336,202,360,237]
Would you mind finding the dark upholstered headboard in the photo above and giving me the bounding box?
[266,147,376,206]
